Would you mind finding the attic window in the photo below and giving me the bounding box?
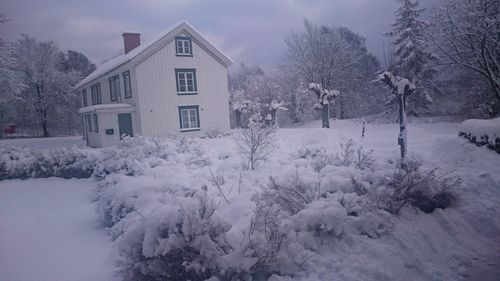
[175,37,192,56]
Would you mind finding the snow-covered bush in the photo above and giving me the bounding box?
[296,139,375,172]
[116,189,232,281]
[374,160,460,214]
[93,136,210,179]
[0,144,95,180]
[234,119,277,170]
[0,135,210,182]
[459,118,500,153]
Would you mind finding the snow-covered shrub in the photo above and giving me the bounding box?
[234,120,277,170]
[116,189,232,281]
[93,136,210,179]
[0,135,210,181]
[0,144,95,180]
[459,118,500,153]
[296,139,375,172]
[374,160,460,214]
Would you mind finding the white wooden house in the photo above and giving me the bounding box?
[76,21,233,147]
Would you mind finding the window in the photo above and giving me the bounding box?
[123,71,132,98]
[82,89,88,107]
[175,69,197,94]
[109,75,121,102]
[175,37,192,56]
[178,105,200,131]
[93,114,99,132]
[91,83,101,105]
[86,114,92,132]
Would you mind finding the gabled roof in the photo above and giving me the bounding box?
[75,21,233,89]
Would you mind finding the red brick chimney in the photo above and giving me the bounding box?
[122,32,141,54]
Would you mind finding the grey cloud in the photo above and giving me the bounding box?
[1,0,438,70]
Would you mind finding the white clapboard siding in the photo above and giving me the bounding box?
[135,34,230,137]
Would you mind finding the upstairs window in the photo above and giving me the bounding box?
[109,75,121,102]
[91,83,102,105]
[175,69,197,94]
[123,71,132,98]
[82,89,88,107]
[178,105,200,131]
[175,37,192,56]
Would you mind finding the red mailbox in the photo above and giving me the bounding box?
[3,124,16,136]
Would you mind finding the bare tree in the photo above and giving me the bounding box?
[430,0,500,100]
[234,116,277,170]
[0,22,26,138]
[281,20,378,122]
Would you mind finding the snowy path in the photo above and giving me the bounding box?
[0,178,117,281]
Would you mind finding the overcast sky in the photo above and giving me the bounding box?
[1,0,438,71]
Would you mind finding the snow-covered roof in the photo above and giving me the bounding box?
[78,103,136,113]
[75,21,233,89]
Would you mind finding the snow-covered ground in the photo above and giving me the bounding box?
[0,178,118,281]
[0,120,498,281]
[0,136,85,149]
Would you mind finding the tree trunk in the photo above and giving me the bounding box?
[398,93,407,169]
[0,106,4,139]
[322,105,330,128]
[235,110,242,128]
[490,79,500,101]
[42,109,48,137]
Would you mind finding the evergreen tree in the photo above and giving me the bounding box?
[386,0,434,116]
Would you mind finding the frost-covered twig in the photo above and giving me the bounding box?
[209,167,229,204]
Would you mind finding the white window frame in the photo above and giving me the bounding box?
[176,69,197,94]
[175,37,192,56]
[179,105,200,131]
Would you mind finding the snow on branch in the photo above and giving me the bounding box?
[376,71,415,96]
[308,83,340,107]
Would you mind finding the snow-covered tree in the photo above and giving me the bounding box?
[0,40,26,138]
[430,0,500,102]
[282,20,380,122]
[13,35,88,137]
[309,83,340,128]
[385,0,434,116]
[377,71,416,168]
[229,63,266,128]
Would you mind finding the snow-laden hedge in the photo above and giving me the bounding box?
[459,118,500,153]
[0,136,210,181]
[0,145,96,180]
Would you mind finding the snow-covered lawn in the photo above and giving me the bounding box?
[0,136,85,149]
[0,178,117,281]
[0,120,498,281]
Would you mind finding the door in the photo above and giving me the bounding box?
[118,113,133,139]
